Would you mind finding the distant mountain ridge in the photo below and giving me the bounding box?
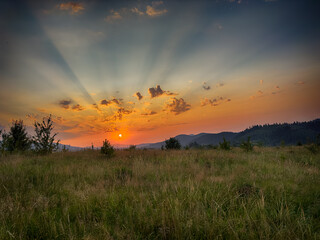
[137,118,320,149]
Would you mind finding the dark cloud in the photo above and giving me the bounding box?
[134,92,143,100]
[165,98,191,115]
[113,107,133,120]
[141,110,157,116]
[100,98,122,106]
[148,85,164,98]
[72,104,85,111]
[59,99,72,109]
[201,97,230,107]
[148,85,176,98]
[202,82,211,90]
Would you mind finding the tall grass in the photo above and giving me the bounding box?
[0,147,319,239]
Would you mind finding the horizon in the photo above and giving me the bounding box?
[1,0,320,147]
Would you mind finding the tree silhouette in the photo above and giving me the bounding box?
[240,137,254,152]
[1,120,31,153]
[101,139,115,158]
[33,115,59,154]
[219,137,231,150]
[165,137,181,150]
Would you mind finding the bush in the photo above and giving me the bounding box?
[1,120,31,153]
[33,115,59,154]
[219,137,231,150]
[305,143,319,154]
[128,145,136,150]
[165,137,181,150]
[101,139,115,158]
[240,137,254,152]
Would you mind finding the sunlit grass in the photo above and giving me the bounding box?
[0,147,319,239]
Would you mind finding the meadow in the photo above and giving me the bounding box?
[0,147,319,239]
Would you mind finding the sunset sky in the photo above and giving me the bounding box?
[0,0,319,147]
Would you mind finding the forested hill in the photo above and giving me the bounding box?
[233,118,320,146]
[137,118,320,148]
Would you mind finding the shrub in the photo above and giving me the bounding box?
[305,143,319,154]
[33,115,59,154]
[128,145,136,150]
[165,137,181,150]
[1,120,31,153]
[101,139,115,158]
[240,137,254,152]
[219,137,231,150]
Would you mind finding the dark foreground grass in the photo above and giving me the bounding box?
[0,147,319,239]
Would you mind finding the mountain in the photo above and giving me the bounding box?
[137,119,320,149]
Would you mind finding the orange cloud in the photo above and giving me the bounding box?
[201,97,231,107]
[131,7,144,16]
[146,1,168,17]
[59,2,84,14]
[105,10,122,22]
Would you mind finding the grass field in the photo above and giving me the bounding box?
[0,147,319,239]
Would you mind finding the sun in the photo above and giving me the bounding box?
[118,133,122,138]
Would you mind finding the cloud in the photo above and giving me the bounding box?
[250,90,264,99]
[148,85,176,98]
[202,82,211,90]
[113,107,133,120]
[216,83,224,87]
[26,113,39,122]
[201,97,231,107]
[131,7,144,16]
[296,81,305,85]
[105,10,122,22]
[59,2,84,14]
[100,98,122,106]
[146,1,168,17]
[272,86,282,95]
[148,85,165,98]
[141,110,157,116]
[59,99,73,109]
[165,98,191,115]
[72,104,85,111]
[134,92,143,100]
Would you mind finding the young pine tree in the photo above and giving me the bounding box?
[240,136,254,152]
[1,120,31,153]
[101,139,115,158]
[219,137,231,150]
[33,115,59,154]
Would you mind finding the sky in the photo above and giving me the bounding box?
[0,0,319,147]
